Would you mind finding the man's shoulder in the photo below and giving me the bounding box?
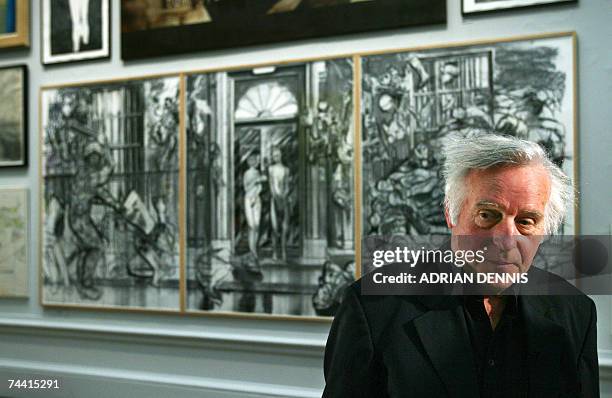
[527,267,594,307]
[524,267,595,332]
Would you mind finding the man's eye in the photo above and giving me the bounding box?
[475,210,500,226]
[517,218,536,226]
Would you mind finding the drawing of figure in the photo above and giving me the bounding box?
[43,196,70,288]
[133,195,174,287]
[268,147,290,261]
[243,151,266,258]
[68,0,91,52]
[68,137,113,300]
[331,163,351,248]
[150,97,178,172]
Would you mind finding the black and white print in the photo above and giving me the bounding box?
[361,34,575,237]
[42,0,110,65]
[185,59,355,317]
[41,77,181,310]
[0,65,27,167]
[463,0,576,14]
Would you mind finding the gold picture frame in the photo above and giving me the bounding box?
[0,0,29,49]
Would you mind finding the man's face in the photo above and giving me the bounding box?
[447,164,551,292]
[272,148,282,163]
[247,154,259,168]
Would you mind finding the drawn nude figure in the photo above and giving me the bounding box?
[268,147,290,261]
[243,152,266,258]
[68,0,91,52]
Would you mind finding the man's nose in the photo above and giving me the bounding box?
[491,218,519,252]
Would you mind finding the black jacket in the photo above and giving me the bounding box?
[323,267,599,398]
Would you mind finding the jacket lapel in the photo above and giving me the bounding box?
[412,297,480,398]
[521,296,571,398]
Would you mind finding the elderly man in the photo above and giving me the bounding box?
[323,133,598,397]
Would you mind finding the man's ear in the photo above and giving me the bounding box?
[444,207,454,229]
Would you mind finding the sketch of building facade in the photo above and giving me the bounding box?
[361,35,575,237]
[185,59,355,317]
[41,77,181,310]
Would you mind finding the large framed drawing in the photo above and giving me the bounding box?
[0,64,27,168]
[0,0,29,49]
[185,57,356,318]
[0,188,28,297]
[41,75,182,311]
[42,0,111,65]
[121,0,446,60]
[360,32,577,243]
[462,0,576,14]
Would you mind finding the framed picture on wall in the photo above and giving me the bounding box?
[121,0,446,60]
[40,75,181,311]
[462,0,577,14]
[42,0,110,65]
[0,0,29,49]
[0,188,28,298]
[359,32,577,241]
[185,57,356,319]
[0,64,27,167]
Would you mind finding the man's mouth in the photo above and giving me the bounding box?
[487,261,519,272]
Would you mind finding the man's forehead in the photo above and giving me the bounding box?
[466,166,550,193]
[474,199,544,217]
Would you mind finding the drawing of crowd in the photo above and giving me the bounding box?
[362,43,570,236]
[42,79,181,307]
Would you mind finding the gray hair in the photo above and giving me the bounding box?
[441,132,574,234]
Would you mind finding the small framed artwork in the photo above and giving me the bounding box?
[462,0,576,14]
[42,0,110,65]
[0,0,29,49]
[0,64,27,167]
[0,188,28,298]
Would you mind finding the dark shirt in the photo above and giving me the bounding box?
[463,295,528,398]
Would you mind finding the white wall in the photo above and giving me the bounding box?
[0,0,611,397]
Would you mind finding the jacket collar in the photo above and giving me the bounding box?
[409,294,568,398]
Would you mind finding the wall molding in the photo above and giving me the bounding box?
[0,359,321,398]
[0,317,326,357]
[598,349,612,381]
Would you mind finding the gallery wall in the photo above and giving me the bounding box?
[0,0,611,397]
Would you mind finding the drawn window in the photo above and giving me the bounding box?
[90,84,145,200]
[235,81,298,122]
[413,50,493,131]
